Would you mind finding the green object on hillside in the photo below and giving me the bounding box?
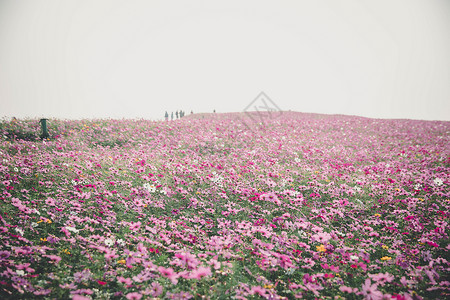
[39,118,49,139]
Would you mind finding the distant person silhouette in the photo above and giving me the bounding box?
[165,111,168,121]
[171,112,174,120]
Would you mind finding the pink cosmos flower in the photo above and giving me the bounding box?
[44,255,62,264]
[208,259,221,270]
[361,279,383,300]
[158,266,179,284]
[126,292,142,300]
[45,197,56,206]
[339,285,358,293]
[250,286,268,297]
[368,272,395,285]
[175,252,200,269]
[0,250,10,260]
[312,232,332,243]
[72,295,91,300]
[426,241,439,247]
[149,281,163,297]
[117,276,133,285]
[129,221,141,231]
[104,250,119,261]
[399,276,408,287]
[189,266,212,279]
[61,227,71,237]
[33,289,51,296]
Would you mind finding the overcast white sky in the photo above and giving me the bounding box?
[0,0,449,121]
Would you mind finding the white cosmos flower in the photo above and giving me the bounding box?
[104,238,114,246]
[143,183,156,193]
[285,268,295,275]
[350,255,359,261]
[298,230,307,238]
[66,226,79,233]
[211,175,223,185]
[433,178,443,186]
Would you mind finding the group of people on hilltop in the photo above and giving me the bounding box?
[165,110,193,121]
[165,109,217,120]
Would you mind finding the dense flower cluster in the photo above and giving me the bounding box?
[0,112,449,299]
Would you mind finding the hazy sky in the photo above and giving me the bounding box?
[1,0,449,121]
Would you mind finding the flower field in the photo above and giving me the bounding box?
[0,112,449,299]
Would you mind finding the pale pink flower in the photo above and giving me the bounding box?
[250,286,268,297]
[104,250,119,261]
[189,266,212,280]
[129,221,141,231]
[126,292,142,300]
[149,281,163,297]
[175,252,200,269]
[313,232,332,243]
[72,295,91,300]
[45,197,56,206]
[339,285,358,293]
[158,266,179,284]
[45,255,62,264]
[361,279,383,300]
[368,272,395,285]
[117,276,133,285]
